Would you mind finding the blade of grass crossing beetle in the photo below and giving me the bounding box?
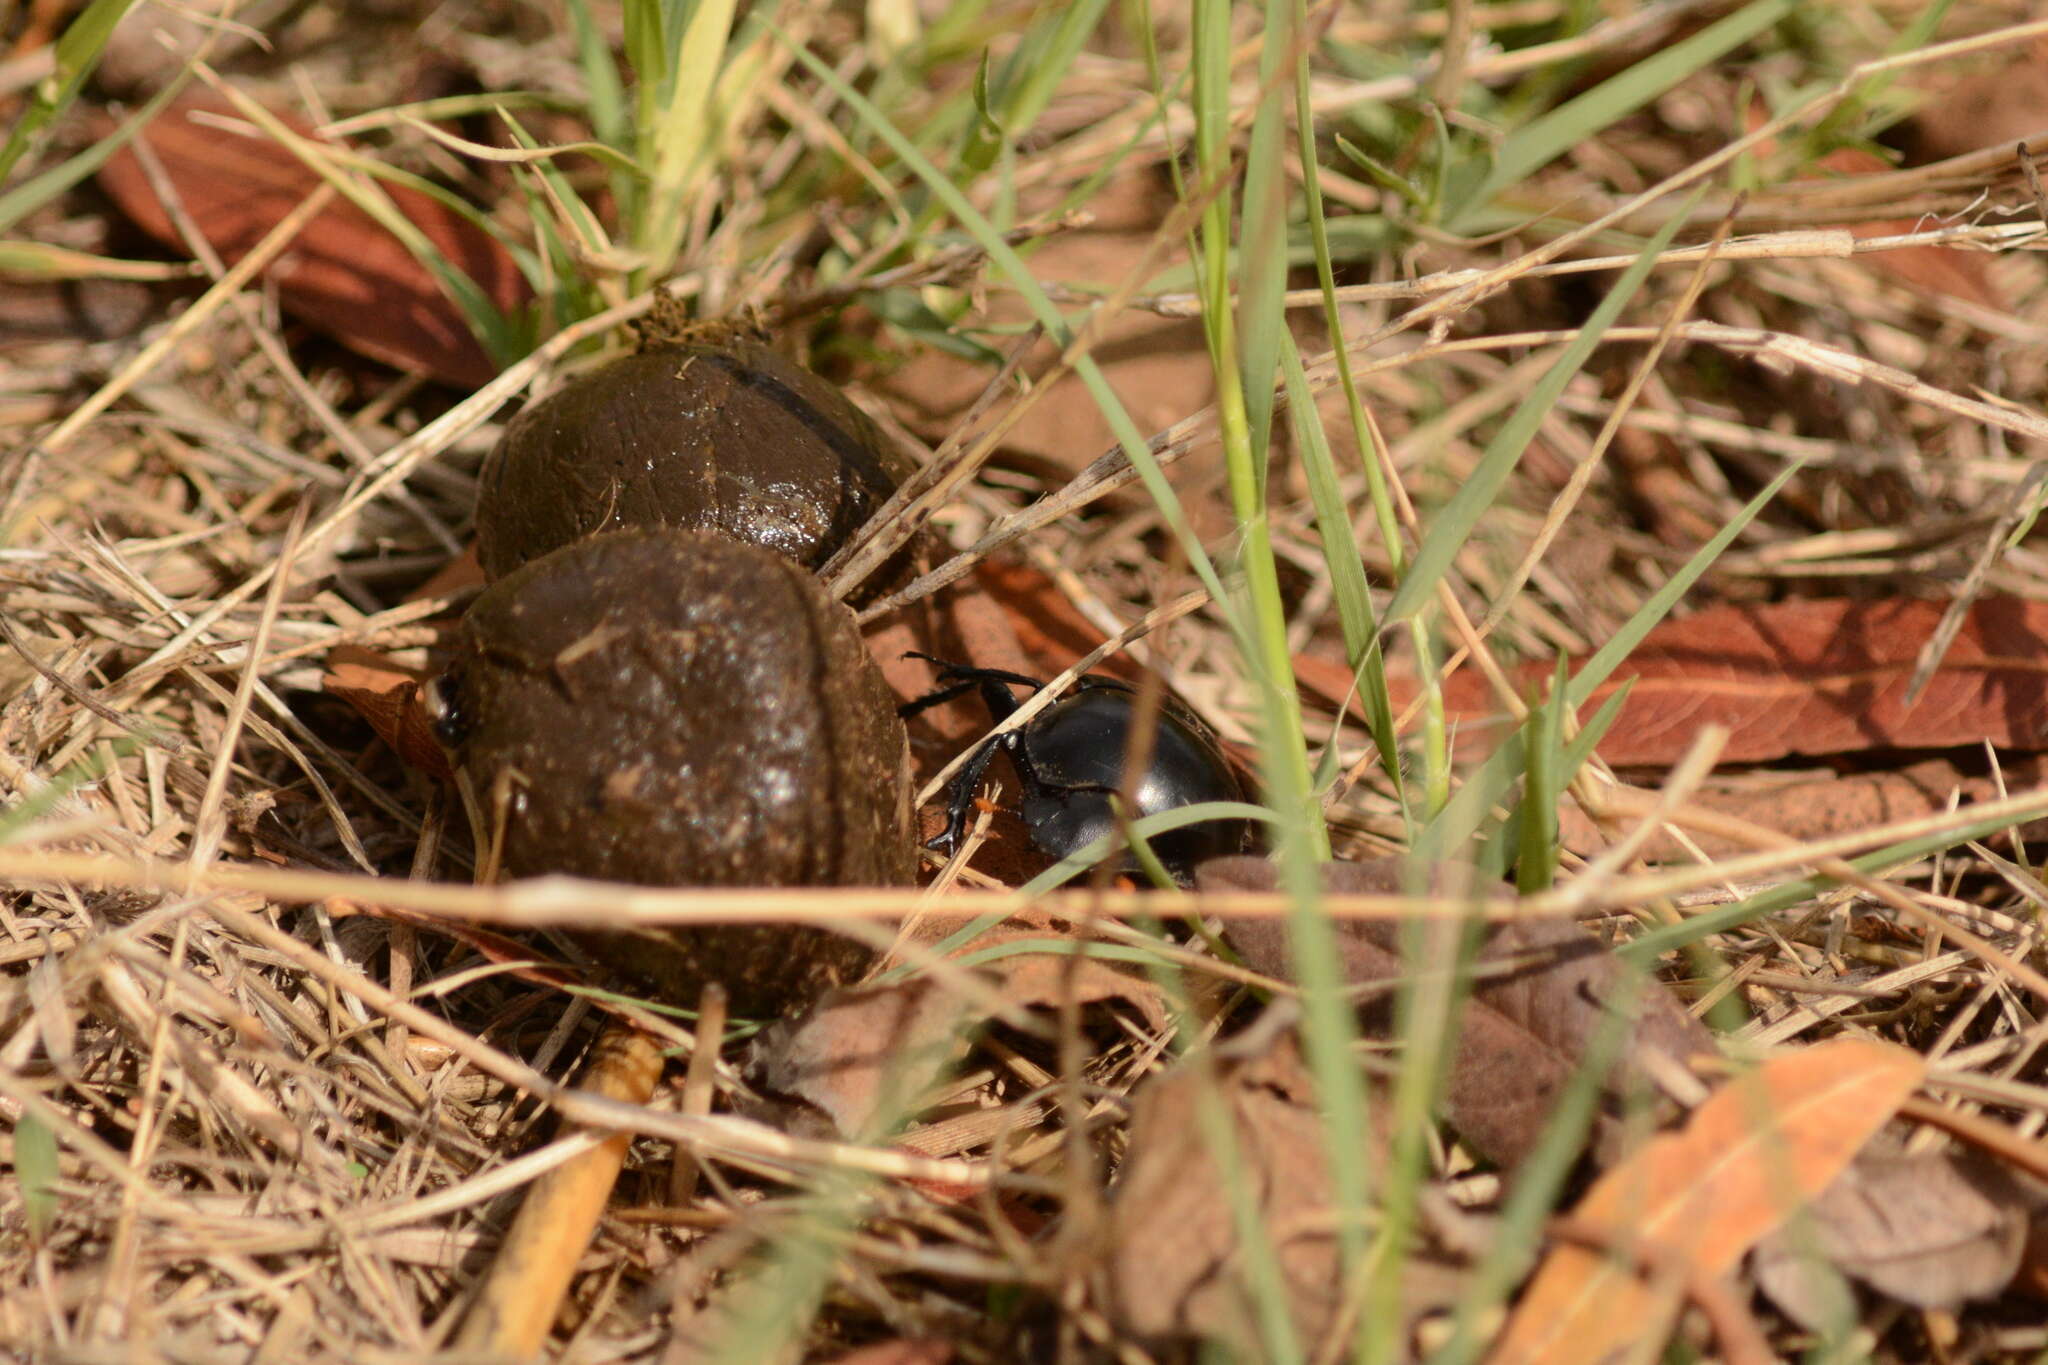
[1189,0,1324,865]
[1448,0,1794,227]
[1193,8,1375,1351]
[1382,192,1699,629]
[0,0,138,185]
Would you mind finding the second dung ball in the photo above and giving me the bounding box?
[475,329,914,580]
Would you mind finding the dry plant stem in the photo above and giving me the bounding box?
[669,983,728,1204]
[123,128,457,552]
[455,1025,663,1357]
[1132,220,2048,317]
[11,769,2048,930]
[188,499,307,870]
[97,295,656,711]
[1899,1094,2048,1184]
[195,898,1013,1189]
[1581,786,2048,1010]
[874,32,2048,623]
[822,322,1044,598]
[1470,203,1738,652]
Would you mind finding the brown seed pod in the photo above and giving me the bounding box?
[475,334,914,582]
[439,528,915,1014]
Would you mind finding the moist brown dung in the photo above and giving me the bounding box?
[475,337,914,580]
[445,528,915,1014]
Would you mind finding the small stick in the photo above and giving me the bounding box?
[668,983,727,1204]
[455,1025,664,1357]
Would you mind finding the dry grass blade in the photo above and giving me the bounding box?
[455,1026,663,1357]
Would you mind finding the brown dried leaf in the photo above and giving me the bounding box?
[742,931,1165,1141]
[1104,1030,1463,1357]
[1199,856,1712,1172]
[1489,1038,1924,1365]
[1304,596,2048,767]
[321,644,452,780]
[1753,1148,2030,1326]
[98,97,530,387]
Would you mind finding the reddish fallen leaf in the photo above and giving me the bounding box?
[322,644,452,779]
[1305,596,2048,767]
[98,97,530,387]
[1489,1037,1923,1365]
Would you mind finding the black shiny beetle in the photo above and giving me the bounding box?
[899,654,1254,882]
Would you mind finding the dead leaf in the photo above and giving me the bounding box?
[1488,1037,1924,1365]
[1753,1147,2029,1326]
[98,97,531,387]
[743,929,1166,1142]
[1105,1026,1460,1358]
[1199,856,1713,1171]
[1305,596,2048,767]
[321,644,452,779]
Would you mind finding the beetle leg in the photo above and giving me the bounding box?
[931,736,1005,853]
[896,677,986,720]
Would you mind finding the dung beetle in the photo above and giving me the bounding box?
[899,654,1254,882]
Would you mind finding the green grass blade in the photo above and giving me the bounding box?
[636,0,739,279]
[0,75,191,234]
[1235,0,1293,464]
[0,0,140,185]
[1451,0,1794,225]
[565,0,630,154]
[1515,661,1569,896]
[15,1109,59,1243]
